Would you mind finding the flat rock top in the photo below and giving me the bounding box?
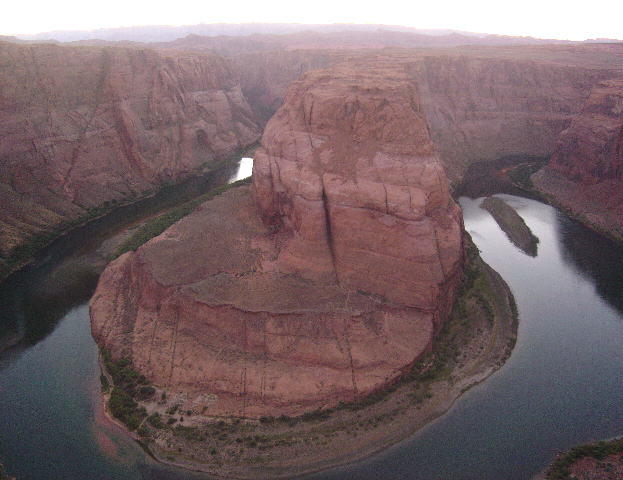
[138,186,378,315]
[138,187,268,286]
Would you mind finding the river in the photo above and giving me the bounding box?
[0,161,621,479]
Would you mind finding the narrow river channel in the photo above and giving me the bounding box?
[0,161,621,480]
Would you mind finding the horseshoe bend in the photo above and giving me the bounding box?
[88,58,517,474]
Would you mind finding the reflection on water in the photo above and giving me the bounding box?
[0,162,622,479]
[556,215,623,317]
[228,157,253,183]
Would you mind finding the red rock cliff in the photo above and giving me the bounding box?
[533,78,623,241]
[90,59,464,418]
[410,55,608,183]
[0,42,260,257]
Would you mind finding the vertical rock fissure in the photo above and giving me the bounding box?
[382,182,390,214]
[321,182,339,283]
[146,306,161,376]
[342,318,359,401]
[167,303,181,387]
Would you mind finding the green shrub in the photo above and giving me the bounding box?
[173,425,207,442]
[546,438,623,480]
[108,387,145,430]
[301,408,332,422]
[136,385,155,400]
[100,374,110,393]
[147,412,165,429]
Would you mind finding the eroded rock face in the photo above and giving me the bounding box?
[253,61,464,311]
[534,78,623,241]
[408,56,608,183]
[90,60,464,417]
[0,42,260,257]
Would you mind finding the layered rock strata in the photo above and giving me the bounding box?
[533,78,623,241]
[0,42,260,257]
[410,56,609,183]
[90,60,464,417]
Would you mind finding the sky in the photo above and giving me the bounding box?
[2,0,623,41]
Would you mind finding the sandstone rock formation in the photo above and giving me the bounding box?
[0,42,260,258]
[253,61,464,311]
[410,56,608,183]
[90,60,464,418]
[534,78,623,241]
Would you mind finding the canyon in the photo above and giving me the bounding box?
[1,27,623,479]
[90,59,464,417]
[2,37,623,276]
[0,33,621,418]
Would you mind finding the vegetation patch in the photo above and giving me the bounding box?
[0,144,257,283]
[546,437,623,480]
[101,349,150,431]
[0,201,119,280]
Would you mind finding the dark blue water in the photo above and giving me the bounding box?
[0,186,622,479]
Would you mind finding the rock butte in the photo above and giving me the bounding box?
[90,60,464,417]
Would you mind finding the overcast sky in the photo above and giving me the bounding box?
[3,0,622,41]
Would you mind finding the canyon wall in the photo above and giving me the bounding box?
[0,42,260,258]
[90,59,464,417]
[533,78,623,241]
[230,50,338,122]
[410,56,608,183]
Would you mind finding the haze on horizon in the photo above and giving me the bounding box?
[3,0,623,41]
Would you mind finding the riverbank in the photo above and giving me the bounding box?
[463,157,623,248]
[532,169,623,246]
[97,238,518,479]
[532,437,623,480]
